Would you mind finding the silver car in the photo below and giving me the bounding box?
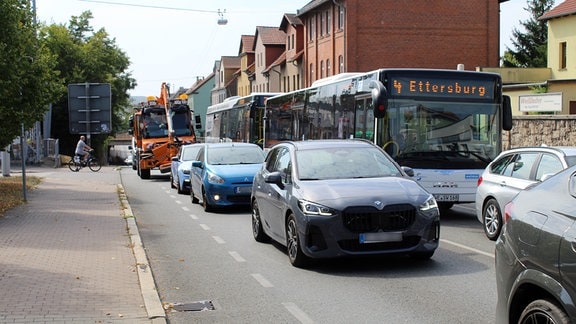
[475,146,576,240]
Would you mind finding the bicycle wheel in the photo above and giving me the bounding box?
[88,158,101,172]
[68,159,80,172]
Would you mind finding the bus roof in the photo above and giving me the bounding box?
[206,92,281,115]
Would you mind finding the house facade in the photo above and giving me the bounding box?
[480,0,576,115]
[235,35,255,97]
[185,73,215,140]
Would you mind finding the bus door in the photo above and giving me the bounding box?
[354,95,374,142]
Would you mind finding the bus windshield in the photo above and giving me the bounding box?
[382,98,500,170]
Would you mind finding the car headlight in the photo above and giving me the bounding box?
[298,200,336,216]
[420,195,439,212]
[207,171,224,184]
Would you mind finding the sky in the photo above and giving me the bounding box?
[36,0,533,97]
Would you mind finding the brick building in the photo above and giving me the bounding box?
[296,0,506,86]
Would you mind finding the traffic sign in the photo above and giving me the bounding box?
[68,83,112,134]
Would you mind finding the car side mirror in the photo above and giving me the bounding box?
[171,156,179,162]
[401,166,414,177]
[265,171,284,190]
[191,161,203,168]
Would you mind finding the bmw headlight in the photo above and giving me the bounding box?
[298,200,336,216]
[420,195,439,212]
[207,171,224,184]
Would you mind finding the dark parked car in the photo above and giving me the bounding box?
[190,142,265,212]
[476,146,576,240]
[170,143,204,194]
[251,139,440,267]
[495,165,576,324]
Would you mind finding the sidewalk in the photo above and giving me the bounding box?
[0,165,165,323]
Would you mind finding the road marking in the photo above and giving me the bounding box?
[199,224,210,230]
[182,206,190,212]
[440,239,494,258]
[228,251,246,262]
[251,273,273,287]
[212,236,225,244]
[282,302,314,324]
[175,200,182,204]
[189,214,198,220]
[169,195,176,198]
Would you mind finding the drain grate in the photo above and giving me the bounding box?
[172,300,215,312]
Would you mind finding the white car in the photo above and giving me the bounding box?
[124,154,133,166]
[475,146,576,240]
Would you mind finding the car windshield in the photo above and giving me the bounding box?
[296,146,402,180]
[207,146,264,165]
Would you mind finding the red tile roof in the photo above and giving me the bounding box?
[255,26,286,46]
[540,0,576,20]
[220,56,241,69]
[239,35,255,54]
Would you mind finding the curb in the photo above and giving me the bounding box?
[118,184,167,322]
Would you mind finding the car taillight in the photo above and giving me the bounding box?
[477,176,483,187]
[503,202,513,224]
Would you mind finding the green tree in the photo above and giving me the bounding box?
[0,0,63,149]
[502,0,555,67]
[39,11,136,156]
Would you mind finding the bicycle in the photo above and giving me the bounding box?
[68,150,102,172]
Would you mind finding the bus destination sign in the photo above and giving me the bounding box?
[388,76,495,100]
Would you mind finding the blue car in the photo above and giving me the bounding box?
[170,143,204,194]
[190,143,265,212]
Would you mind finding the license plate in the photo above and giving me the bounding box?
[235,186,252,194]
[433,194,459,202]
[359,232,402,244]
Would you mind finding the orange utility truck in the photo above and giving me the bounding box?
[129,83,195,179]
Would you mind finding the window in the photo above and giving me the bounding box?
[291,35,295,50]
[338,55,344,73]
[309,17,315,40]
[338,5,345,30]
[310,63,314,83]
[326,11,331,34]
[560,42,567,69]
[320,60,325,79]
[320,12,325,36]
[535,154,563,181]
[504,153,538,180]
[326,59,331,76]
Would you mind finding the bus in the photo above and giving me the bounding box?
[264,68,513,209]
[205,92,280,144]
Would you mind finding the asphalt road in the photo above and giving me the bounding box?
[120,167,496,324]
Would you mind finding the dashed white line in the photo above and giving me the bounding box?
[212,236,226,244]
[251,273,274,288]
[175,200,182,204]
[199,224,210,230]
[181,206,190,212]
[189,214,198,220]
[282,302,314,324]
[440,239,495,258]
[228,251,246,262]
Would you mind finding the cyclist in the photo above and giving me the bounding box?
[75,135,92,163]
